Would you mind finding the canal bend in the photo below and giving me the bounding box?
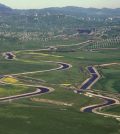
[78,66,119,117]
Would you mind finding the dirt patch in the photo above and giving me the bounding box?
[31,98,73,106]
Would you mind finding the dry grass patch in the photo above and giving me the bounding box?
[31,98,73,106]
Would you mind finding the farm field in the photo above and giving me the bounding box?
[0,3,120,133]
[102,105,120,116]
[94,65,120,93]
[84,38,120,50]
[0,47,119,134]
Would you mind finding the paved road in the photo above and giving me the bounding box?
[56,40,91,47]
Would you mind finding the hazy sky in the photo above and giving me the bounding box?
[0,0,120,9]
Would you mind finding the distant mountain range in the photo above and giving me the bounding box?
[0,3,13,14]
[39,6,120,16]
[0,3,120,16]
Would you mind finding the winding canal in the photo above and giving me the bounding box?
[79,65,120,118]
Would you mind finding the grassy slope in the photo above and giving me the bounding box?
[102,105,120,116]
[94,65,120,93]
[0,49,119,134]
[0,37,86,52]
[0,84,35,97]
[0,103,119,134]
[0,59,58,75]
[94,65,120,116]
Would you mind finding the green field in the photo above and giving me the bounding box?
[0,48,119,134]
[102,105,120,116]
[84,38,120,50]
[0,102,119,134]
[94,65,120,93]
[0,5,120,134]
[0,84,35,97]
[0,59,58,75]
[0,37,86,52]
